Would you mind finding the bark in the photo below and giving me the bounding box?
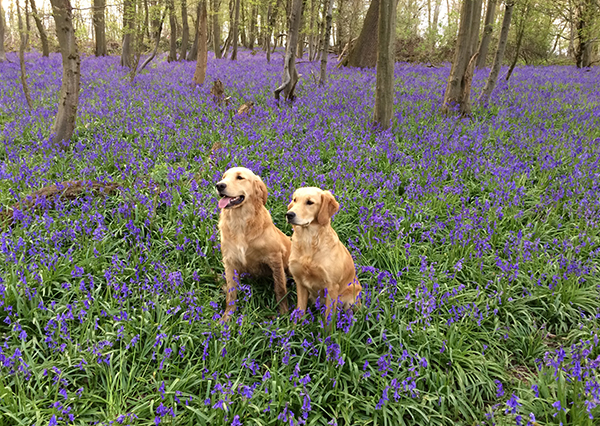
[139,8,165,71]
[479,0,513,105]
[373,0,396,128]
[266,0,282,62]
[308,0,315,59]
[0,1,8,61]
[274,0,303,101]
[249,4,257,49]
[180,0,189,60]
[168,0,177,61]
[212,0,222,58]
[193,0,208,84]
[343,0,379,68]
[92,0,107,56]
[17,0,33,109]
[187,1,200,60]
[121,0,135,67]
[29,0,49,57]
[336,0,345,52]
[505,1,527,81]
[49,0,81,148]
[231,0,240,59]
[476,0,495,68]
[319,0,332,85]
[575,0,594,68]
[441,0,483,116]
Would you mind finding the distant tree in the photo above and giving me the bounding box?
[93,0,107,56]
[193,0,208,84]
[231,0,240,59]
[476,0,496,67]
[29,0,49,57]
[180,0,189,60]
[212,0,222,58]
[442,0,483,115]
[168,0,177,61]
[122,0,135,66]
[319,0,332,85]
[0,1,7,62]
[16,0,33,109]
[373,0,396,129]
[574,0,598,67]
[479,0,513,104]
[505,0,529,81]
[274,0,303,100]
[49,0,80,148]
[342,0,379,68]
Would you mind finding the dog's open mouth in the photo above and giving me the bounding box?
[218,195,245,209]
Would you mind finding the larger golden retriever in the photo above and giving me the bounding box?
[216,167,291,321]
[286,187,361,322]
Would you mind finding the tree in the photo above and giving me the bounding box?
[274,0,303,100]
[93,0,107,56]
[30,0,50,57]
[122,0,135,66]
[16,0,33,109]
[0,1,7,62]
[231,0,240,59]
[574,0,598,67]
[180,0,189,60]
[342,0,379,68]
[441,0,483,115]
[476,0,496,67]
[193,0,208,84]
[479,0,513,104]
[505,0,529,81]
[212,0,222,58]
[319,0,332,85]
[167,0,177,61]
[49,0,81,148]
[373,0,396,128]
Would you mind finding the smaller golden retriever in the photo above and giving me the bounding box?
[216,167,291,321]
[286,187,361,321]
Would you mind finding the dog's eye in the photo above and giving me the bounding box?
[293,198,296,202]
[306,200,314,205]
[236,176,244,180]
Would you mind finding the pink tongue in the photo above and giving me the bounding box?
[218,197,231,209]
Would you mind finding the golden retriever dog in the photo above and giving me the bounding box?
[216,167,291,321]
[286,187,362,322]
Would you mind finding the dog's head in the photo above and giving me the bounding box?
[286,187,339,227]
[216,167,268,209]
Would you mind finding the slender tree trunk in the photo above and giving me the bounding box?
[249,4,257,49]
[575,0,594,68]
[442,0,483,115]
[180,0,189,60]
[122,0,135,67]
[479,1,512,105]
[319,0,332,85]
[92,0,107,56]
[476,0,495,68]
[337,0,346,53]
[17,0,33,109]
[193,0,208,84]
[343,0,379,68]
[231,0,240,59]
[373,0,396,128]
[188,1,200,59]
[274,0,303,100]
[505,1,527,81]
[266,0,282,62]
[29,0,49,57]
[49,0,80,148]
[140,8,165,70]
[212,0,222,58]
[168,0,177,61]
[0,1,8,61]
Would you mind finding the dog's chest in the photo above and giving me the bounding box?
[289,254,325,290]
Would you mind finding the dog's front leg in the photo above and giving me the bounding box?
[271,256,289,315]
[324,285,339,326]
[295,282,309,321]
[221,263,239,322]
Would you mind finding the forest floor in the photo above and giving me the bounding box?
[1,51,600,425]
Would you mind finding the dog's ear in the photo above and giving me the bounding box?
[317,191,339,225]
[253,177,268,206]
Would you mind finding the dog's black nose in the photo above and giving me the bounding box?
[216,183,227,192]
[285,212,295,221]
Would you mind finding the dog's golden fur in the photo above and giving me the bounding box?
[216,167,291,320]
[286,187,361,321]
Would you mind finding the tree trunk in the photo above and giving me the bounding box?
[17,0,33,109]
[231,0,240,59]
[442,0,483,116]
[575,0,594,68]
[249,4,257,49]
[168,0,177,61]
[343,0,379,68]
[505,1,527,81]
[479,1,512,105]
[274,0,303,101]
[266,0,282,62]
[180,0,189,60]
[121,0,135,67]
[29,0,49,57]
[0,1,8,61]
[140,9,165,71]
[188,1,200,59]
[92,0,107,56]
[319,0,332,85]
[49,0,81,148]
[373,0,396,128]
[476,0,495,68]
[193,0,208,84]
[212,0,222,58]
